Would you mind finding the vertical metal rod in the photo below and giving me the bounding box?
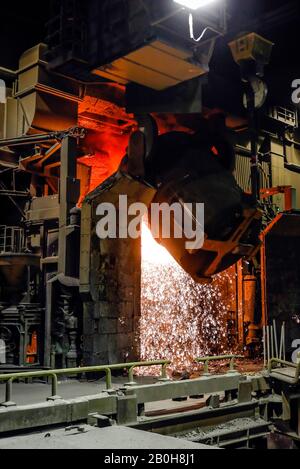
[273,320,279,359]
[50,351,56,370]
[27,265,31,300]
[128,367,135,385]
[279,324,284,361]
[283,322,286,361]
[161,363,168,380]
[51,374,58,398]
[5,379,13,403]
[267,326,270,364]
[271,325,274,359]
[105,368,112,390]
[246,84,260,200]
[263,326,267,368]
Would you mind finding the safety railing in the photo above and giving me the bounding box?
[195,355,244,375]
[268,358,300,385]
[0,225,25,254]
[0,360,171,407]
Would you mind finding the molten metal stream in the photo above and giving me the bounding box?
[140,224,237,374]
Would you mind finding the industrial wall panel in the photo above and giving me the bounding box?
[235,153,271,192]
[264,214,300,362]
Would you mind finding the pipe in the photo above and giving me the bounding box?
[0,190,30,198]
[263,326,267,368]
[273,320,279,359]
[283,322,286,361]
[51,374,59,399]
[5,379,14,405]
[105,368,113,391]
[195,355,244,375]
[0,360,171,406]
[279,324,283,360]
[0,67,17,80]
[127,366,138,386]
[267,326,271,364]
[279,323,287,361]
[161,363,169,381]
[0,133,63,148]
[271,325,274,359]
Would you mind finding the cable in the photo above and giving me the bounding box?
[189,13,222,43]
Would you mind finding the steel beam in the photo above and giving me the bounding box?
[123,374,243,405]
[58,135,80,276]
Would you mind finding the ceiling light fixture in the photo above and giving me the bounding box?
[173,0,218,10]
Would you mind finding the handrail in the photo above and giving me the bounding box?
[0,360,171,407]
[268,358,300,385]
[195,355,244,375]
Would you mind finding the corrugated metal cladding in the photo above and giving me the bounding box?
[234,153,271,192]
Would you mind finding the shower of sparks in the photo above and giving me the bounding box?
[139,224,238,375]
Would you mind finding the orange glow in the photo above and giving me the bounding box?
[140,232,240,373]
[78,130,130,197]
[141,223,175,266]
[77,88,135,201]
[76,91,206,202]
[76,105,220,203]
[211,146,219,156]
[26,332,38,364]
[78,112,193,199]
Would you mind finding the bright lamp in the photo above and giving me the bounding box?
[173,0,217,10]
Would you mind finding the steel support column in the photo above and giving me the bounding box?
[58,136,80,276]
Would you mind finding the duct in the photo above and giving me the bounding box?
[0,133,62,147]
[46,0,225,96]
[0,67,17,80]
[25,196,59,223]
[0,148,19,169]
[93,40,211,91]
[1,44,80,140]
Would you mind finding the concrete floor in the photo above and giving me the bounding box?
[0,425,211,450]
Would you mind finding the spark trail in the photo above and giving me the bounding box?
[140,224,237,374]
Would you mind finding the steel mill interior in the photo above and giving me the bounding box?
[0,0,300,452]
